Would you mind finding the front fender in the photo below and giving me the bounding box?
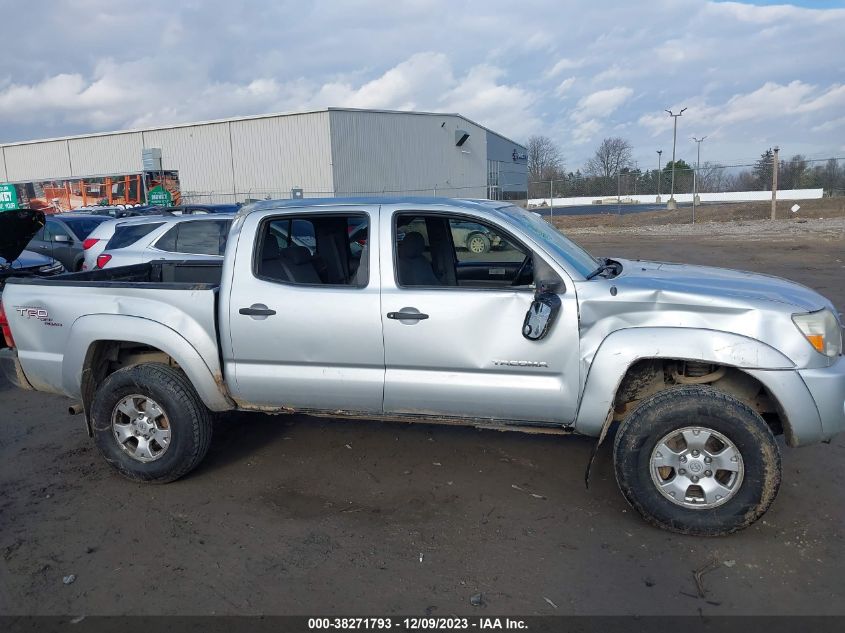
[62,314,233,412]
[574,327,804,437]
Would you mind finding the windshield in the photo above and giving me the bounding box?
[500,206,598,278]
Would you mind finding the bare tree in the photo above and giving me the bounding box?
[696,161,728,193]
[585,137,634,178]
[526,135,564,198]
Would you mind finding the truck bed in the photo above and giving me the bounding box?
[5,260,223,289]
[2,260,224,399]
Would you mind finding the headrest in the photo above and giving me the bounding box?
[399,232,425,258]
[262,232,280,260]
[281,245,312,265]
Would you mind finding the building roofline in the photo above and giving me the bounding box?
[0,107,525,150]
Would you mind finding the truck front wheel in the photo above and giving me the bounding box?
[613,385,781,536]
[90,363,213,483]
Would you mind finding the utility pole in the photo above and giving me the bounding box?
[691,136,706,224]
[771,146,779,220]
[549,179,554,220]
[656,149,663,203]
[617,172,621,215]
[665,107,687,210]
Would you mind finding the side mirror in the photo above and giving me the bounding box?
[523,281,562,341]
[53,234,71,243]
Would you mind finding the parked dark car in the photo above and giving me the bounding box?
[25,213,113,272]
[1,209,64,288]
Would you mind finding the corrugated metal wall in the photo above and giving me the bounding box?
[3,140,72,181]
[230,111,333,196]
[329,111,488,198]
[68,132,144,176]
[142,123,234,195]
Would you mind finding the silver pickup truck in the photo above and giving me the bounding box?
[2,197,844,535]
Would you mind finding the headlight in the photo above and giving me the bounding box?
[38,261,65,274]
[792,309,843,357]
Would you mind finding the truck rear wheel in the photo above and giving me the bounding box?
[613,385,781,536]
[90,363,212,483]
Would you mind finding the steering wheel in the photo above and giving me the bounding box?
[511,255,532,286]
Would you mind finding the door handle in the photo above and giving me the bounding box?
[387,311,429,321]
[239,305,276,317]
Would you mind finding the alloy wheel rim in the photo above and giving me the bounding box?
[469,236,486,253]
[111,395,171,463]
[649,426,744,509]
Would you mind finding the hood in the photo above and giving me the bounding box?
[0,209,45,263]
[613,258,830,312]
[0,249,54,268]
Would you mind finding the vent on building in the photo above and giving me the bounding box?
[455,130,470,147]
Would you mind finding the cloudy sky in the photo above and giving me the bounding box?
[1,0,843,170]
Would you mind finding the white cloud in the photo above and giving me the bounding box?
[545,58,583,78]
[554,77,575,98]
[572,87,633,122]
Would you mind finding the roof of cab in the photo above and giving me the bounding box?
[238,196,513,217]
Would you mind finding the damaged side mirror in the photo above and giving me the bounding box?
[522,279,562,341]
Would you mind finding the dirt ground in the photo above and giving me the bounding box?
[1,220,844,617]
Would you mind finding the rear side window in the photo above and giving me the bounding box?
[107,222,165,250]
[255,213,368,287]
[155,220,231,256]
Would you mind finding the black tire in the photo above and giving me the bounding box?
[90,363,212,483]
[466,232,491,254]
[613,385,781,536]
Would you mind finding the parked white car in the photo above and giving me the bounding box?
[96,214,236,268]
[81,215,169,270]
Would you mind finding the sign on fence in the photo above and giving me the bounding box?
[0,183,19,211]
[147,185,173,207]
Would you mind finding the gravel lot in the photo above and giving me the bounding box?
[1,218,844,616]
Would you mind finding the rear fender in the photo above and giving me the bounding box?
[62,314,233,412]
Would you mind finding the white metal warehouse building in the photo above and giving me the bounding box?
[0,108,527,207]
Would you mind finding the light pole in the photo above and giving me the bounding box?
[656,149,663,203]
[665,107,687,209]
[691,135,706,223]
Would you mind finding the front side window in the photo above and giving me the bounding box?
[255,214,368,287]
[44,220,71,241]
[394,213,534,289]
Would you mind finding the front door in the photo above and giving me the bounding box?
[380,207,581,425]
[225,206,384,414]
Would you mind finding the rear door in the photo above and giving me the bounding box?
[223,206,384,413]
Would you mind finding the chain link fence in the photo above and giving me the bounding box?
[525,157,845,229]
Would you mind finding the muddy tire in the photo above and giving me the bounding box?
[90,363,212,483]
[613,385,780,536]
